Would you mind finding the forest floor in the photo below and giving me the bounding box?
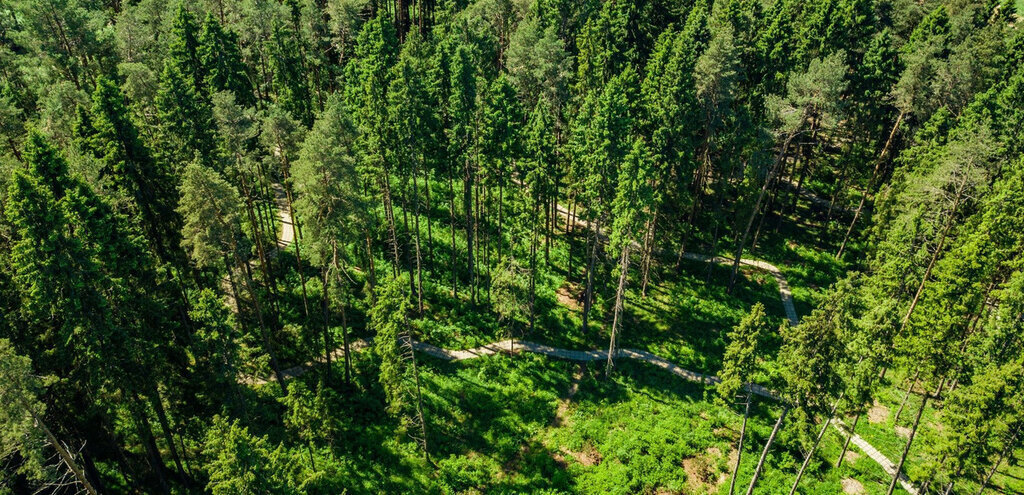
[238,181,1023,494]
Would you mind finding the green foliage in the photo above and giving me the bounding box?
[178,160,246,268]
[717,303,767,404]
[204,416,297,495]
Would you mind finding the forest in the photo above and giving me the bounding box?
[1,0,1024,493]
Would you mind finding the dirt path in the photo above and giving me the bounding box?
[271,183,295,248]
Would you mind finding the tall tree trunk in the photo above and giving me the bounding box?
[837,111,905,259]
[894,368,921,423]
[836,413,860,468]
[581,216,601,333]
[730,133,796,293]
[886,379,944,495]
[423,167,434,268]
[25,404,98,495]
[464,160,475,303]
[640,213,657,298]
[605,244,631,377]
[241,257,286,391]
[412,168,425,314]
[745,406,789,495]
[149,388,186,482]
[332,241,352,384]
[976,423,1021,495]
[729,391,753,495]
[449,172,458,295]
[788,397,843,495]
[320,264,333,383]
[364,231,378,301]
[896,175,966,337]
[131,393,170,495]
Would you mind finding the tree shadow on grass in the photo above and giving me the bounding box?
[416,354,580,493]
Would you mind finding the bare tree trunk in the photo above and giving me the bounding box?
[582,217,601,333]
[730,133,796,293]
[894,368,921,423]
[836,413,860,468]
[788,397,843,495]
[837,111,905,259]
[729,391,752,495]
[332,242,352,384]
[640,213,656,298]
[320,265,333,383]
[605,244,631,377]
[423,167,434,268]
[745,406,789,495]
[412,172,425,314]
[149,389,186,482]
[886,379,944,495]
[25,405,98,495]
[449,174,458,296]
[467,167,478,301]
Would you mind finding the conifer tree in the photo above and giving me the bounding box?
[83,76,180,261]
[605,137,655,376]
[370,275,429,460]
[268,21,314,127]
[718,303,768,495]
[178,160,286,389]
[198,13,254,106]
[293,95,365,384]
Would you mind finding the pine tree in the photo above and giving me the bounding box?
[717,303,767,495]
[198,13,254,106]
[347,13,401,280]
[569,65,639,332]
[448,41,478,302]
[178,160,286,390]
[605,137,655,376]
[369,274,429,460]
[293,94,365,384]
[268,21,314,127]
[84,76,181,261]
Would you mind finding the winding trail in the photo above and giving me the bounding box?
[244,191,916,494]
